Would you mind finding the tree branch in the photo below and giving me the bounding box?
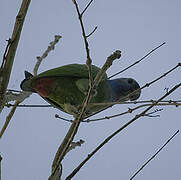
[49,1,121,178]
[0,0,31,113]
[33,35,62,76]
[66,83,181,179]
[0,100,20,138]
[0,155,2,180]
[83,62,181,119]
[108,42,166,79]
[0,35,61,139]
[84,101,181,122]
[73,0,94,88]
[130,130,179,180]
[49,50,121,179]
[5,100,181,108]
[80,0,94,16]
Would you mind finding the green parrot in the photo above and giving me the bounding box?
[20,64,141,117]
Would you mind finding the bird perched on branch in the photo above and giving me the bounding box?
[20,64,141,117]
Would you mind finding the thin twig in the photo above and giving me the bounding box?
[94,50,121,88]
[5,100,181,108]
[56,101,181,123]
[146,63,181,86]
[65,83,181,179]
[144,108,163,117]
[55,114,73,123]
[130,130,179,180]
[4,100,180,124]
[4,100,179,124]
[33,35,62,76]
[84,102,181,122]
[0,155,2,180]
[73,0,93,88]
[83,99,181,107]
[80,0,94,16]
[86,26,97,38]
[0,101,20,138]
[1,39,12,69]
[5,103,52,108]
[108,42,166,79]
[6,89,22,93]
[66,139,85,154]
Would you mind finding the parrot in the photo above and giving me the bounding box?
[20,64,141,117]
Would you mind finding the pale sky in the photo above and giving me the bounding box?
[0,0,181,180]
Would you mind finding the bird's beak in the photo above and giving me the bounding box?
[116,78,141,101]
[125,78,141,101]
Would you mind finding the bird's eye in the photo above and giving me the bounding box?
[128,78,133,84]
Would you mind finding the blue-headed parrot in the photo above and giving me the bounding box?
[20,64,141,116]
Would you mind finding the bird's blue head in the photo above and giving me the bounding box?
[109,78,141,102]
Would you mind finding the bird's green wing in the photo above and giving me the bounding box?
[36,64,107,80]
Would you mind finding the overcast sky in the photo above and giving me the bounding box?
[1,0,181,180]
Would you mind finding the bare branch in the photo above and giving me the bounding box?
[5,103,52,108]
[48,164,62,180]
[73,0,93,87]
[86,26,98,38]
[0,100,20,138]
[55,114,73,123]
[108,42,166,79]
[5,99,179,124]
[49,2,99,176]
[5,99,181,108]
[83,99,181,107]
[0,0,31,113]
[130,130,179,180]
[66,139,85,154]
[0,35,61,139]
[146,63,180,86]
[94,50,121,88]
[49,50,120,179]
[84,102,181,122]
[1,39,12,69]
[4,91,31,103]
[66,83,181,179]
[0,155,2,180]
[4,99,180,124]
[80,0,94,16]
[54,100,181,123]
[144,108,163,117]
[49,2,122,177]
[6,89,22,93]
[84,62,181,119]
[33,35,62,76]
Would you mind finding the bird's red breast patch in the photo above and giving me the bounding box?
[33,78,55,97]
